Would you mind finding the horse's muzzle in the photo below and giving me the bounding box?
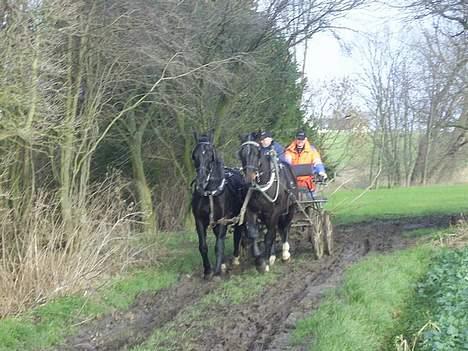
[243,170,257,184]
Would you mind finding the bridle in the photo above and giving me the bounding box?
[239,139,280,203]
[193,141,225,197]
[239,140,262,176]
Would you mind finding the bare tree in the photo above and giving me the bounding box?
[360,30,420,187]
[410,29,467,183]
[403,0,467,35]
[359,20,466,187]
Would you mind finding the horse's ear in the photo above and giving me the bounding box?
[253,130,261,141]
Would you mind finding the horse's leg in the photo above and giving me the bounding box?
[195,218,212,278]
[279,216,291,261]
[270,241,276,265]
[213,224,228,275]
[279,205,295,261]
[232,224,243,266]
[245,211,266,273]
[263,220,278,272]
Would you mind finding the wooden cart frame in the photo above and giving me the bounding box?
[290,182,334,259]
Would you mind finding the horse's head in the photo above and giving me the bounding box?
[238,132,263,184]
[192,132,217,194]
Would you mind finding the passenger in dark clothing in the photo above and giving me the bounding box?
[259,131,287,163]
[259,131,296,191]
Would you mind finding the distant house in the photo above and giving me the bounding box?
[318,112,370,133]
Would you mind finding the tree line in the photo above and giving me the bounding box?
[0,0,366,235]
[305,1,467,188]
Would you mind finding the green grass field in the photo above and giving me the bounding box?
[327,184,468,224]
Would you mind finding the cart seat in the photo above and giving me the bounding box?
[291,164,315,177]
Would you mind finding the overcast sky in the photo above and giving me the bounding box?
[303,3,406,81]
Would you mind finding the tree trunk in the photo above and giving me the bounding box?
[126,113,156,233]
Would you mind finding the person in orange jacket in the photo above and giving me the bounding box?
[284,130,327,192]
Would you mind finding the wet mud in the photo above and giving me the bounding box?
[57,215,454,351]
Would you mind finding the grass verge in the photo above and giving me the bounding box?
[389,231,468,351]
[292,244,437,351]
[0,230,215,350]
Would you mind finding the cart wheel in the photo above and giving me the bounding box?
[322,211,333,255]
[309,209,324,259]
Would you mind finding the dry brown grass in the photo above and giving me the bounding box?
[0,184,139,317]
[435,214,468,248]
[155,181,189,231]
[394,320,440,351]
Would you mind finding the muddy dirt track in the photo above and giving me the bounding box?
[57,215,454,351]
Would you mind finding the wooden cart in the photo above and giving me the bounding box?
[289,164,333,259]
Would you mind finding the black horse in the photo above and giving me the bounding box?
[238,132,297,273]
[191,131,246,278]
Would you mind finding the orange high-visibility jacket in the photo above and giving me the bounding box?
[284,139,324,191]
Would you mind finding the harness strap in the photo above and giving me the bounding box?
[237,187,253,225]
[240,140,260,147]
[252,150,280,203]
[209,195,215,227]
[208,180,239,228]
[204,177,226,196]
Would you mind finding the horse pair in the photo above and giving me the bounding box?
[191,131,297,278]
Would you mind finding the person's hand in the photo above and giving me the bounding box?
[319,171,328,180]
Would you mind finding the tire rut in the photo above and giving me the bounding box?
[57,214,454,351]
[60,276,218,350]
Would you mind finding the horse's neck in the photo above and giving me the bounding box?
[258,155,273,185]
[206,159,225,190]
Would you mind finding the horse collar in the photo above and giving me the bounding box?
[241,140,260,148]
[204,177,226,196]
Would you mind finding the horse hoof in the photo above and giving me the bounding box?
[265,264,270,273]
[232,256,240,266]
[269,255,276,266]
[221,263,227,272]
[203,272,213,280]
[256,261,267,274]
[282,243,291,261]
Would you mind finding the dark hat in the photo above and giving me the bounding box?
[296,131,306,140]
[259,131,272,140]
